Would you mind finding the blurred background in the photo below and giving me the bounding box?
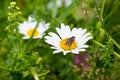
[0,0,120,80]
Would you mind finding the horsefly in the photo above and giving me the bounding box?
[66,36,75,46]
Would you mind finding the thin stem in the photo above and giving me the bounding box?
[23,21,39,51]
[100,0,106,18]
[0,66,10,71]
[33,73,39,80]
[59,55,70,77]
[109,36,120,49]
[31,67,39,80]
[92,40,105,48]
[114,51,120,59]
[92,40,120,58]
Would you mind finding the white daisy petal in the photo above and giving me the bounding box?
[38,22,50,33]
[71,50,80,54]
[53,50,62,54]
[47,0,73,9]
[28,16,34,22]
[56,23,71,39]
[56,27,62,38]
[71,28,78,36]
[78,28,87,37]
[78,45,89,49]
[63,51,68,55]
[64,0,72,7]
[45,32,61,43]
[71,50,79,54]
[77,37,92,46]
[79,49,86,51]
[45,33,61,48]
[45,39,59,47]
[72,28,87,41]
[51,46,59,49]
[23,36,29,39]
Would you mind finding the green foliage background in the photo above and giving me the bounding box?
[0,0,120,80]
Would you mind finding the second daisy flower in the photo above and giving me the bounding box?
[18,16,50,39]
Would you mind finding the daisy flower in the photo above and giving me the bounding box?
[45,23,93,55]
[64,0,73,7]
[47,0,73,9]
[18,16,50,39]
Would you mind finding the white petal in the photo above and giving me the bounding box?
[71,51,79,54]
[79,49,86,51]
[53,50,62,54]
[78,28,87,37]
[38,22,49,33]
[82,33,91,39]
[56,23,71,39]
[71,50,79,54]
[45,39,59,48]
[28,22,37,28]
[71,28,79,36]
[62,50,71,55]
[72,28,87,41]
[23,36,30,39]
[64,0,72,7]
[48,32,61,41]
[51,46,61,50]
[56,27,65,39]
[81,45,89,48]
[63,51,67,55]
[56,0,62,7]
[77,36,92,46]
[28,16,34,22]
[45,32,61,48]
[77,45,89,49]
[18,23,29,34]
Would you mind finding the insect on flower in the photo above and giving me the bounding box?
[66,36,75,46]
[45,23,93,55]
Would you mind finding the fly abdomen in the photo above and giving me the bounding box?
[66,36,75,46]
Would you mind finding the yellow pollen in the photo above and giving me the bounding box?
[60,38,77,51]
[27,28,39,37]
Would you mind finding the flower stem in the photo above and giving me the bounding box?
[109,36,120,49]
[92,40,105,48]
[114,51,120,58]
[33,73,39,80]
[31,67,39,80]
[59,55,70,77]
[92,40,120,58]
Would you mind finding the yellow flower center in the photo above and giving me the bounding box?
[60,38,77,51]
[27,28,39,37]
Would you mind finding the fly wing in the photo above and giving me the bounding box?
[66,36,75,46]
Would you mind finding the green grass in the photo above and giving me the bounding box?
[0,0,120,80]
